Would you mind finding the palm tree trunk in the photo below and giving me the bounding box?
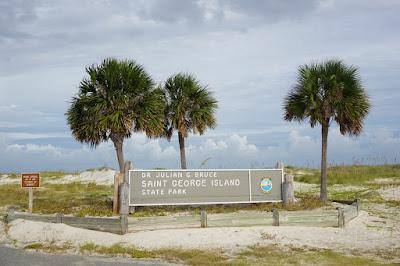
[178,131,187,169]
[320,123,329,202]
[113,138,125,173]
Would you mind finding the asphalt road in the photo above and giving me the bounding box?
[0,246,175,266]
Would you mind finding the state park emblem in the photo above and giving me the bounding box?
[260,177,273,193]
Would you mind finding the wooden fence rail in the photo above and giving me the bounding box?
[337,199,360,227]
[6,208,127,235]
[127,215,200,231]
[279,210,338,227]
[207,212,274,227]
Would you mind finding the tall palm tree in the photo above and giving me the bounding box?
[163,73,218,169]
[66,58,165,173]
[283,59,370,201]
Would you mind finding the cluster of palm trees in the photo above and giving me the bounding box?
[66,58,370,201]
[66,58,218,173]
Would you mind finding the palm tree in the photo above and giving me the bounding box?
[283,59,370,202]
[66,58,165,173]
[163,73,218,169]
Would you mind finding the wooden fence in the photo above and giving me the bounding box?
[128,199,360,231]
[5,200,360,234]
[5,209,127,235]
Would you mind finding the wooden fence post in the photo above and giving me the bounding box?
[119,182,129,234]
[113,173,123,214]
[120,214,128,234]
[119,182,129,215]
[55,213,63,223]
[117,161,132,234]
[355,199,360,215]
[123,161,136,214]
[200,210,207,228]
[124,161,133,183]
[118,161,132,214]
[28,188,33,214]
[282,174,295,205]
[272,208,279,226]
[6,207,15,223]
[338,207,345,228]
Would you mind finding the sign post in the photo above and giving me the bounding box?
[21,173,40,213]
[28,188,33,213]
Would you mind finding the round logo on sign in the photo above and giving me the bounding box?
[260,177,273,193]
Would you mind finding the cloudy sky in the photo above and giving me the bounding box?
[0,0,399,172]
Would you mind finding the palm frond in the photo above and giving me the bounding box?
[65,58,165,146]
[283,59,370,134]
[162,73,218,138]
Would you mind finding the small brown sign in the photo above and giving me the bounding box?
[21,173,40,188]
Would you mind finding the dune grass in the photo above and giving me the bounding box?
[290,164,400,185]
[0,182,113,216]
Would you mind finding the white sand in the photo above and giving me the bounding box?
[378,186,400,201]
[6,210,399,256]
[47,169,117,185]
[330,184,368,192]
[294,182,367,195]
[369,178,397,184]
[293,182,318,193]
[0,175,19,185]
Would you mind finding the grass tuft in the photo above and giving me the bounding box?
[79,242,152,258]
[24,242,73,253]
[156,248,232,266]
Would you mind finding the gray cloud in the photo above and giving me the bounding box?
[220,0,319,23]
[141,0,206,23]
[0,0,38,41]
[0,0,399,171]
[138,0,320,26]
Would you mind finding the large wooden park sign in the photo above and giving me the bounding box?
[128,169,283,206]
